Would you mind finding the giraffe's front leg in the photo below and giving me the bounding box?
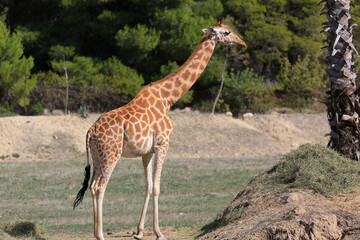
[152,144,169,240]
[134,153,154,240]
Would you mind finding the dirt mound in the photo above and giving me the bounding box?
[198,145,360,240]
[0,110,328,161]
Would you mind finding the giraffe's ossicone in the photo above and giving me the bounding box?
[73,17,246,240]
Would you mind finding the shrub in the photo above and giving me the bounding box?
[223,68,274,115]
[3,221,47,240]
[0,14,36,111]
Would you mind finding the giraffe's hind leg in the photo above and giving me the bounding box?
[134,153,154,240]
[90,158,118,240]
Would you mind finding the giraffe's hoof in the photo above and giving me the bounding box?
[133,234,144,240]
[156,237,167,240]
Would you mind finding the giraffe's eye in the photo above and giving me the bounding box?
[225,31,231,36]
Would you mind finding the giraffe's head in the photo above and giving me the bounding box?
[202,18,247,48]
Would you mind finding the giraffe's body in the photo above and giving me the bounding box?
[74,18,246,240]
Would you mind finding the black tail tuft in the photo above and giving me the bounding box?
[73,165,91,209]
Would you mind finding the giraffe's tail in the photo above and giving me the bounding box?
[73,127,93,209]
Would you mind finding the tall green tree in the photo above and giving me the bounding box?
[0,13,36,111]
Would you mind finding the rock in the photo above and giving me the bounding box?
[243,112,254,118]
[226,111,233,117]
[182,107,192,113]
[43,108,50,116]
[51,110,64,116]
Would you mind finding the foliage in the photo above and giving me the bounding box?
[0,0,337,114]
[0,15,36,111]
[115,24,161,64]
[278,55,325,95]
[223,68,274,115]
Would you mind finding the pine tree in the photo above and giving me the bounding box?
[0,14,36,111]
[322,0,360,159]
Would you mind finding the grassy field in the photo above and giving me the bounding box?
[0,156,279,239]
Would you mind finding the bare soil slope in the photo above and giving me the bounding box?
[198,189,360,240]
[198,145,360,240]
[0,110,328,161]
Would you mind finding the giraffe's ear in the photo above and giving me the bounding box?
[217,16,224,25]
[202,28,210,34]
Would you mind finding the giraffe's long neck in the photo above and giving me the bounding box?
[155,34,216,109]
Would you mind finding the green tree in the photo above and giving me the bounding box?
[0,15,36,111]
[115,24,161,65]
[223,68,274,115]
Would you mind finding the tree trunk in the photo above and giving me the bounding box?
[63,55,69,115]
[322,0,360,159]
[212,55,227,115]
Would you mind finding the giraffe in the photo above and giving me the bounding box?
[73,18,246,240]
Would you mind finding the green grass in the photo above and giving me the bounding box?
[0,112,19,118]
[0,156,278,236]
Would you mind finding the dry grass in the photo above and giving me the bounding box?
[1,221,47,240]
[270,143,360,195]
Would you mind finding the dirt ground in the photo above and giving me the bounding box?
[198,188,360,240]
[0,110,329,162]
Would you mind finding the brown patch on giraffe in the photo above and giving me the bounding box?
[175,78,182,87]
[126,125,135,137]
[204,46,212,53]
[189,62,200,69]
[142,89,150,98]
[147,110,154,123]
[181,70,190,80]
[143,126,150,137]
[204,41,209,47]
[112,126,119,135]
[135,113,142,120]
[148,96,156,105]
[181,84,188,93]
[150,107,161,119]
[200,64,206,71]
[190,73,197,82]
[136,98,150,109]
[164,117,172,129]
[135,134,141,141]
[161,88,170,98]
[150,88,159,98]
[102,122,110,130]
[168,98,176,107]
[109,119,116,126]
[137,139,144,148]
[172,89,180,98]
[159,120,165,131]
[140,121,146,128]
[105,129,113,137]
[135,123,141,133]
[155,100,163,111]
[194,52,203,60]
[137,108,146,114]
[144,138,149,148]
[203,55,211,63]
[164,82,172,89]
[153,122,160,132]
[141,114,149,123]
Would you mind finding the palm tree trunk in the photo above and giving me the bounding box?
[322,0,360,159]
